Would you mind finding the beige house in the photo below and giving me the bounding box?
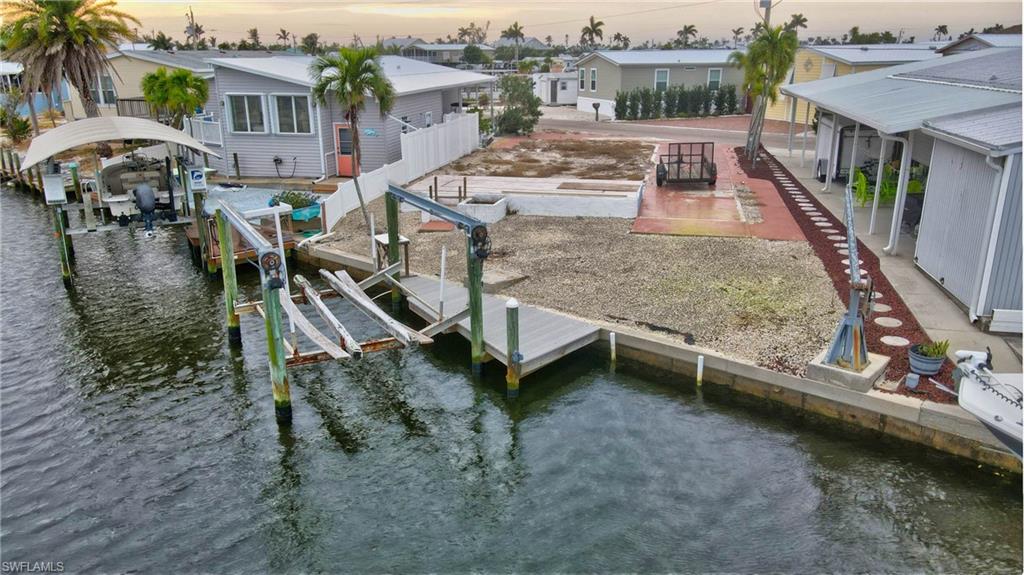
[766,44,941,124]
[574,49,743,119]
[63,49,277,120]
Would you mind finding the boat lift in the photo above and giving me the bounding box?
[216,183,490,425]
[824,178,874,371]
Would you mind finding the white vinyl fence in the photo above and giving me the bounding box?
[321,112,479,231]
[182,117,223,147]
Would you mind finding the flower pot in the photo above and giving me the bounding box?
[908,344,944,376]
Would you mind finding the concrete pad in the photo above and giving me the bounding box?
[807,350,890,393]
[874,316,903,328]
[873,303,892,313]
[880,335,910,347]
[482,269,528,293]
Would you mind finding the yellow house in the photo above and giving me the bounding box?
[63,49,275,120]
[766,44,942,124]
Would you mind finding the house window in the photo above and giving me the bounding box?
[272,95,311,134]
[684,66,696,71]
[401,115,411,134]
[654,69,669,91]
[590,68,597,91]
[227,94,266,133]
[424,111,433,127]
[560,81,567,90]
[578,68,585,90]
[707,68,722,91]
[89,73,116,105]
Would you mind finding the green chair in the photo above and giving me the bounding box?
[852,167,871,207]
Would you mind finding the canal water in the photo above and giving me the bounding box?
[1,186,1021,573]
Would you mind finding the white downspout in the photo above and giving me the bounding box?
[869,133,904,235]
[315,99,327,181]
[883,131,914,254]
[787,97,796,156]
[971,153,1012,320]
[822,114,839,192]
[800,101,810,168]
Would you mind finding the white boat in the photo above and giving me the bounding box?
[97,152,180,218]
[955,349,1023,459]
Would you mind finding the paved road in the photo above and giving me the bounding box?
[538,117,812,149]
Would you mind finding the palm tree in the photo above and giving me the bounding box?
[731,27,745,48]
[184,6,204,49]
[500,21,525,63]
[676,24,697,48]
[247,27,261,48]
[611,32,630,50]
[785,13,808,36]
[277,28,291,46]
[544,35,553,46]
[310,47,395,231]
[141,67,208,128]
[730,23,799,159]
[933,24,949,40]
[580,16,605,49]
[3,0,138,123]
[300,32,320,55]
[146,30,175,50]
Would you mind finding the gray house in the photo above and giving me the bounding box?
[400,43,495,65]
[574,49,743,118]
[201,55,494,179]
[937,33,1022,55]
[783,48,1022,332]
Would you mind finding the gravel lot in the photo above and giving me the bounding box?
[324,199,843,374]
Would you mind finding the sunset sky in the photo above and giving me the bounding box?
[121,1,1021,46]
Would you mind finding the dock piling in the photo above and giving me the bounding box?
[52,206,73,287]
[466,234,485,376]
[506,298,521,398]
[438,246,447,320]
[215,209,242,345]
[696,355,705,387]
[0,147,7,174]
[385,192,401,311]
[13,153,22,187]
[610,332,617,367]
[69,162,83,203]
[34,165,44,194]
[262,284,292,424]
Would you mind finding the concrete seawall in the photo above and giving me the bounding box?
[299,243,1021,473]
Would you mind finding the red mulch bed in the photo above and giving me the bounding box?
[734,147,956,404]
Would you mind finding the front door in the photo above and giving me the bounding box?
[550,80,559,103]
[334,123,356,176]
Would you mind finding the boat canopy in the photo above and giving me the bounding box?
[20,116,221,171]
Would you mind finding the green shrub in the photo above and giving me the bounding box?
[272,190,319,209]
[478,93,490,108]
[700,87,712,116]
[496,75,542,135]
[688,86,703,116]
[4,115,31,144]
[614,91,629,120]
[626,89,640,120]
[651,89,663,119]
[724,85,738,115]
[918,340,950,358]
[675,86,689,117]
[713,88,727,116]
[663,86,677,118]
[639,87,654,120]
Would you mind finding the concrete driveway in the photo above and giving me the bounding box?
[538,115,809,149]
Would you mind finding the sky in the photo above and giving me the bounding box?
[121,0,1022,46]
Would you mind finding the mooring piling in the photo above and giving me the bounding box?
[609,332,617,367]
[466,234,485,376]
[385,192,402,311]
[0,146,7,174]
[68,162,83,203]
[52,205,73,287]
[262,283,292,424]
[696,355,705,387]
[506,298,521,398]
[215,209,242,345]
[438,245,447,320]
[13,153,22,187]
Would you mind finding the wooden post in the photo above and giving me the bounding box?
[0,147,7,175]
[505,298,521,398]
[262,284,292,424]
[385,191,401,311]
[60,208,75,263]
[13,153,22,187]
[215,209,242,345]
[52,206,73,287]
[463,176,468,201]
[466,234,485,376]
[69,162,83,203]
[34,165,44,194]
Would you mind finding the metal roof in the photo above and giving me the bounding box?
[781,49,1021,134]
[578,49,738,67]
[0,61,24,76]
[208,55,495,95]
[806,43,941,65]
[892,48,1021,91]
[922,104,1022,155]
[20,117,220,170]
[407,43,494,52]
[938,33,1023,53]
[112,49,290,72]
[382,37,422,49]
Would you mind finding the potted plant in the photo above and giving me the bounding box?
[908,339,949,376]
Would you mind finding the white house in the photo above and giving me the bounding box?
[531,72,577,105]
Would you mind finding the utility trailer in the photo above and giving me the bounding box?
[656,142,717,186]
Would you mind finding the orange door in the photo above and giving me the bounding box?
[334,123,357,176]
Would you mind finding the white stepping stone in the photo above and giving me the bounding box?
[841,258,864,266]
[880,335,910,347]
[874,316,903,328]
[838,249,849,255]
[833,242,847,248]
[827,235,845,241]
[873,303,892,313]
[872,292,883,299]
[801,206,816,211]
[821,228,839,234]
[815,221,831,227]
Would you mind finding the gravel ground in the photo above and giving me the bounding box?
[324,198,843,374]
[443,138,654,180]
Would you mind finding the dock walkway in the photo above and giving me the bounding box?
[401,274,600,376]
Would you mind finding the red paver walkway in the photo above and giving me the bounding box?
[631,145,805,241]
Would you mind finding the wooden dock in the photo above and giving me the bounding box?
[401,274,600,376]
